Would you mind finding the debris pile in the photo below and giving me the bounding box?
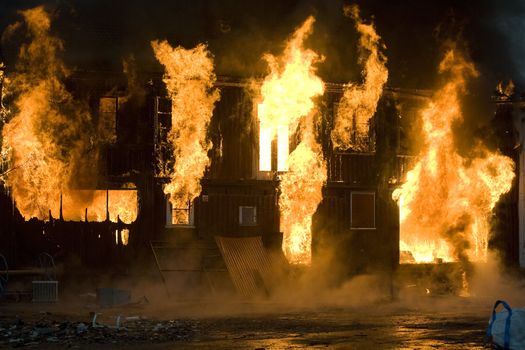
[0,314,198,347]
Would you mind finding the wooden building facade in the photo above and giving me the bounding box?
[0,70,435,279]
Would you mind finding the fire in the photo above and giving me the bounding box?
[280,126,326,265]
[1,7,139,224]
[0,61,6,118]
[393,49,515,264]
[121,229,130,246]
[59,190,138,223]
[257,16,326,265]
[151,40,220,223]
[331,4,388,151]
[1,6,101,220]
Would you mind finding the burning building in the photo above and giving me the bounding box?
[0,3,521,298]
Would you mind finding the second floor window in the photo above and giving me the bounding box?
[258,104,289,172]
[334,102,375,152]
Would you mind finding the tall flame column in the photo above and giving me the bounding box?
[257,16,326,265]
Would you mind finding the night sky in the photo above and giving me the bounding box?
[1,0,524,91]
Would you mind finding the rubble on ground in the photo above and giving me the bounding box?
[0,314,198,348]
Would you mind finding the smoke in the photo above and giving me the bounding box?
[151,40,220,223]
[0,1,360,83]
[331,3,388,151]
[2,0,523,92]
[469,252,525,305]
[482,0,525,88]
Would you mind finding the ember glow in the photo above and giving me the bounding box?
[331,4,388,151]
[393,49,515,264]
[257,16,326,265]
[151,41,220,224]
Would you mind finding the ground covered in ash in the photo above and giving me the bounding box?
[0,295,495,349]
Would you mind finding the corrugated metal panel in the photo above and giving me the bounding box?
[215,236,274,298]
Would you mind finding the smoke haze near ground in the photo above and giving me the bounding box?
[1,0,524,320]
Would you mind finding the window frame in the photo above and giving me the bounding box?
[165,197,195,228]
[333,102,375,152]
[239,206,257,227]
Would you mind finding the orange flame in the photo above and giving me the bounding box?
[393,49,515,264]
[280,126,326,265]
[1,7,138,223]
[59,189,138,223]
[257,16,326,265]
[331,4,388,151]
[151,41,220,224]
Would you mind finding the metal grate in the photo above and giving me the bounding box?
[32,281,58,302]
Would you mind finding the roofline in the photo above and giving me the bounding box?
[63,69,433,100]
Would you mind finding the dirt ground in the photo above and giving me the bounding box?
[0,295,496,349]
[3,262,523,349]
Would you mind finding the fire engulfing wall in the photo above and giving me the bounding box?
[392,50,515,267]
[256,16,325,265]
[331,4,388,152]
[0,5,520,277]
[1,7,138,224]
[151,40,220,225]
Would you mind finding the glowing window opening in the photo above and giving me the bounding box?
[166,197,194,227]
[53,189,138,223]
[334,102,375,152]
[258,104,289,172]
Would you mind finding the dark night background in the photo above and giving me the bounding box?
[1,0,524,85]
[1,0,524,125]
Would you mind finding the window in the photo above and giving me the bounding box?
[239,206,257,226]
[258,104,289,172]
[351,192,375,229]
[334,102,375,152]
[166,197,194,227]
[154,97,173,176]
[98,97,117,143]
[155,96,172,130]
[54,189,138,223]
